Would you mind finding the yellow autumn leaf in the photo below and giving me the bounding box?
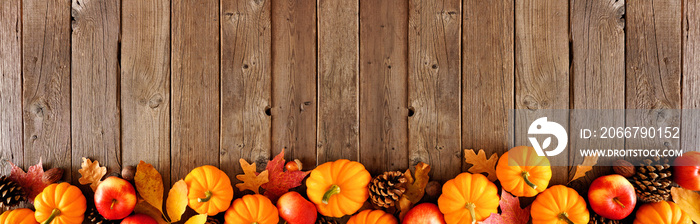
[134,200,168,224]
[398,162,431,219]
[78,157,107,191]
[166,180,188,222]
[568,155,599,183]
[135,161,164,214]
[184,214,207,224]
[464,149,499,182]
[671,187,700,222]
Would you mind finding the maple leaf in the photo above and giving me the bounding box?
[464,149,499,182]
[482,189,531,224]
[261,149,310,203]
[8,160,48,201]
[398,162,431,219]
[235,159,269,194]
[671,187,700,223]
[568,155,599,184]
[78,157,107,191]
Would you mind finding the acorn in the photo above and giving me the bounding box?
[42,168,64,184]
[613,160,635,178]
[425,181,441,197]
[122,166,136,181]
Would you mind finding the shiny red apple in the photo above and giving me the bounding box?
[588,174,636,220]
[402,203,446,224]
[674,151,700,190]
[121,214,158,224]
[277,191,317,224]
[95,176,138,220]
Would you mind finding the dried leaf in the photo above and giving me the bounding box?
[135,161,164,214]
[671,187,700,223]
[134,200,168,224]
[184,214,207,224]
[261,149,310,202]
[8,160,49,201]
[463,149,499,182]
[166,180,188,222]
[78,157,107,192]
[482,189,531,224]
[235,159,269,194]
[568,155,599,183]
[398,162,431,219]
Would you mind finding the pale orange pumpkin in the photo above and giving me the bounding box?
[0,208,39,224]
[438,173,499,224]
[224,194,279,224]
[633,201,692,224]
[347,210,397,224]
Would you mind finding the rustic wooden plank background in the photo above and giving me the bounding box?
[1,0,697,221]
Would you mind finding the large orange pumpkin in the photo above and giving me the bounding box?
[496,146,552,197]
[347,210,397,224]
[633,201,692,224]
[34,182,86,224]
[531,185,589,224]
[0,208,38,224]
[185,165,234,216]
[438,173,499,224]
[224,194,279,224]
[306,159,371,217]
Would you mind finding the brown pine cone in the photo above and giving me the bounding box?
[369,171,408,208]
[0,176,25,208]
[629,157,674,203]
[588,212,620,224]
[85,206,120,224]
[316,216,340,224]
[205,216,222,224]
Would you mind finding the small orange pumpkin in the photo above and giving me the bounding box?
[224,194,279,224]
[496,146,552,197]
[531,185,589,224]
[347,210,397,224]
[438,173,499,224]
[633,201,692,224]
[306,159,371,217]
[185,165,234,216]
[34,182,86,224]
[0,208,39,224]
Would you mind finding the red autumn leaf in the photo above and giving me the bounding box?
[482,189,531,224]
[261,149,310,203]
[8,160,49,201]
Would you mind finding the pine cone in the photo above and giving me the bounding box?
[86,206,120,224]
[0,176,25,208]
[369,171,407,208]
[629,157,673,203]
[316,216,339,224]
[205,217,222,224]
[588,212,620,224]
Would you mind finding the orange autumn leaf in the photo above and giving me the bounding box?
[398,162,431,219]
[569,155,599,183]
[78,157,107,191]
[464,149,499,182]
[166,180,188,222]
[235,159,269,194]
[184,214,207,224]
[135,161,165,214]
[134,200,168,224]
[671,187,700,223]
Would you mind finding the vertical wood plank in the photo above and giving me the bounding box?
[271,0,317,167]
[515,0,569,185]
[171,0,220,183]
[569,0,625,192]
[359,0,408,175]
[317,0,359,163]
[683,0,700,152]
[22,0,71,179]
[408,0,461,182]
[461,0,514,168]
[121,0,170,185]
[0,0,22,173]
[220,0,271,175]
[71,0,121,184]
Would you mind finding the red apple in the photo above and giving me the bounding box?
[277,191,317,224]
[674,151,700,190]
[402,203,446,224]
[95,176,138,220]
[588,174,636,220]
[121,214,158,224]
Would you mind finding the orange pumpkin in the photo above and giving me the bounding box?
[496,146,552,197]
[633,201,692,224]
[34,182,86,224]
[306,159,371,217]
[224,194,279,224]
[0,208,39,224]
[185,165,234,216]
[531,185,589,224]
[438,173,499,224]
[347,210,397,224]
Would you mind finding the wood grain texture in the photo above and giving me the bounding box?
[220,0,272,175]
[515,0,569,185]
[271,0,317,167]
[71,0,121,183]
[461,0,513,169]
[408,0,461,182]
[0,0,22,173]
[317,0,359,163]
[171,0,220,184]
[682,0,700,152]
[359,0,408,175]
[121,0,170,185]
[569,0,625,192]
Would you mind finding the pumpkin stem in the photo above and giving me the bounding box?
[557,212,575,224]
[322,184,341,205]
[197,190,213,203]
[613,197,626,208]
[42,208,60,224]
[465,202,477,224]
[521,171,537,190]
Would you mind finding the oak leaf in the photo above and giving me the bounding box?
[398,162,431,219]
[261,149,310,203]
[568,155,599,183]
[482,189,531,224]
[135,161,165,214]
[78,157,107,191]
[671,187,700,223]
[463,149,499,182]
[235,159,269,194]
[166,180,188,222]
[8,159,50,201]
[184,214,207,224]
